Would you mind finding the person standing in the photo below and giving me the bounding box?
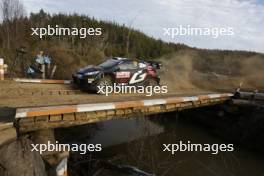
[35,51,51,79]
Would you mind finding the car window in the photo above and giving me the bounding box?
[98,59,119,69]
[118,61,138,70]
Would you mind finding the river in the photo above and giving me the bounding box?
[55,107,264,176]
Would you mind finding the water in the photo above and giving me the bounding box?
[56,111,264,176]
[87,117,164,147]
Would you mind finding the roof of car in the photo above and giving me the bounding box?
[112,57,131,61]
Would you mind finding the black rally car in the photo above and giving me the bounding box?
[72,57,161,91]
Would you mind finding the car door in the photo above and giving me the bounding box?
[116,60,146,85]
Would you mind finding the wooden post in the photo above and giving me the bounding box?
[0,58,4,80]
[41,64,45,79]
[4,64,8,72]
[50,65,57,79]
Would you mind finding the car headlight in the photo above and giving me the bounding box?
[84,71,100,76]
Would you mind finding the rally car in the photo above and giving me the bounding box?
[72,57,161,92]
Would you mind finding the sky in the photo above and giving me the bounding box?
[22,0,264,53]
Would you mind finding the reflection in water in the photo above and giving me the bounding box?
[87,118,164,147]
[56,112,264,176]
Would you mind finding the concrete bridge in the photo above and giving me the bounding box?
[0,79,234,145]
[14,93,233,133]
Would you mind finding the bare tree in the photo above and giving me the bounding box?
[0,0,26,48]
[1,0,25,21]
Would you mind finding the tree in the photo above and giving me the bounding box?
[0,0,25,48]
[1,0,25,21]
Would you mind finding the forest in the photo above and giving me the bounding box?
[0,0,263,79]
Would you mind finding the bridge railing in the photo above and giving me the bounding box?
[15,93,233,132]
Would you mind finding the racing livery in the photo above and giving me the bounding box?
[72,57,161,92]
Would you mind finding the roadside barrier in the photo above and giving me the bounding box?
[0,58,4,80]
[20,89,82,96]
[13,78,72,84]
[15,93,233,118]
[235,91,264,101]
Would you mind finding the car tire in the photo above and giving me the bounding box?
[95,76,113,94]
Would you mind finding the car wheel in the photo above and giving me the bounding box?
[95,76,113,94]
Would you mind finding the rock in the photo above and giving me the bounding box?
[0,136,47,176]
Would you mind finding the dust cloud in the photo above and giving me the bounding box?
[159,50,201,92]
[158,50,264,92]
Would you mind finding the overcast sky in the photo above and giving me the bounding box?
[22,0,264,53]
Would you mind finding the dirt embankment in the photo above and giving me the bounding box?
[159,49,264,92]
